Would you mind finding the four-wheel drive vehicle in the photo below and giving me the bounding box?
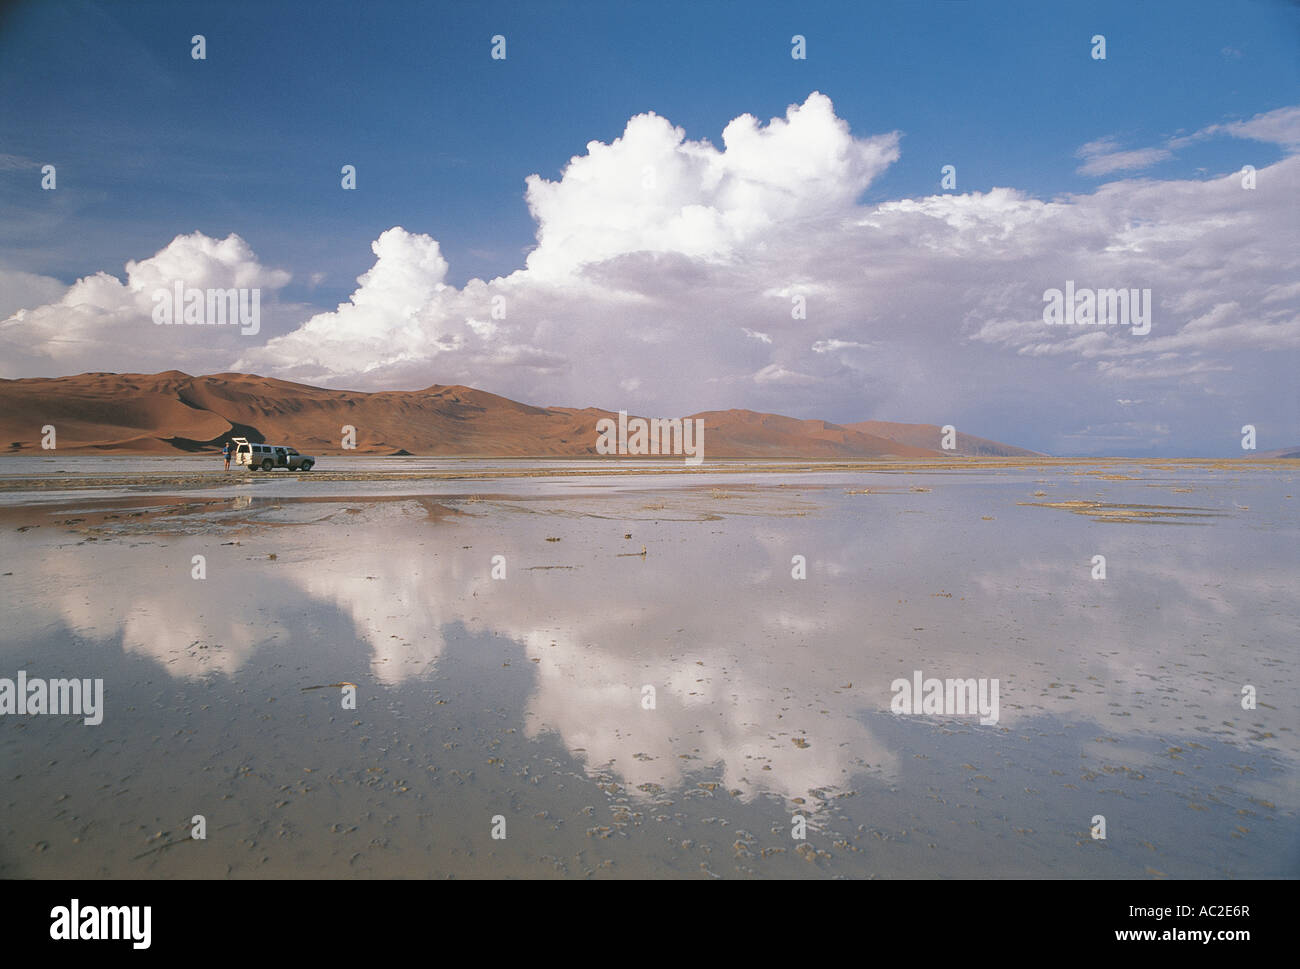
[231,437,315,471]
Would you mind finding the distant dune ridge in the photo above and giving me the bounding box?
[0,370,1044,458]
[1249,446,1300,460]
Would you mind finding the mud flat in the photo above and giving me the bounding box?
[3,454,1296,495]
[1,458,1296,878]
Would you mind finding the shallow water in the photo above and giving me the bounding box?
[1,461,1296,878]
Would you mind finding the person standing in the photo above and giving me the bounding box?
[222,439,233,471]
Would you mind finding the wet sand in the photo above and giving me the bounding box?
[3,454,1296,495]
[1,458,1296,878]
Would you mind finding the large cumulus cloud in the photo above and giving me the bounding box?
[4,94,1297,453]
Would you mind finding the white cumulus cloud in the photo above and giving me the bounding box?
[0,231,290,376]
[4,94,1297,454]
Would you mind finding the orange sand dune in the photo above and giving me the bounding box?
[0,371,1042,457]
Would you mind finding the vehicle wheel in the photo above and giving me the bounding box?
[300,461,313,471]
[261,458,274,471]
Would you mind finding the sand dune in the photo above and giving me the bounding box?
[1249,445,1300,460]
[849,420,1042,458]
[0,370,1041,457]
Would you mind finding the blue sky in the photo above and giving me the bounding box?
[2,0,1298,455]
